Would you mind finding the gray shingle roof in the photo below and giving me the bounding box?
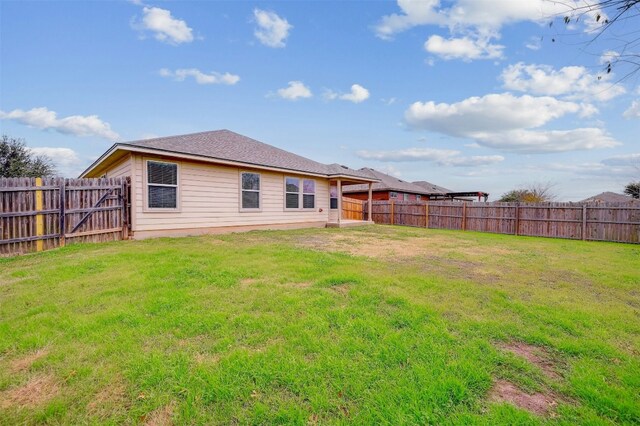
[119,129,373,180]
[342,168,440,195]
[412,180,452,194]
[580,191,637,203]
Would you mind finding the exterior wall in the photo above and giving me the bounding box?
[129,154,331,235]
[345,191,391,201]
[104,154,132,179]
[345,190,427,202]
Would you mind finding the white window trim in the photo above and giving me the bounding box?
[143,158,180,212]
[284,176,316,211]
[239,171,262,212]
[330,185,338,210]
[284,176,301,210]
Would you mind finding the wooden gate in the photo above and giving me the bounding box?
[1,177,130,256]
[342,196,365,220]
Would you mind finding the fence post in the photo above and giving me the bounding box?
[425,202,429,228]
[121,178,129,240]
[35,178,44,252]
[59,180,66,247]
[390,200,395,225]
[582,204,587,241]
[514,203,520,236]
[462,202,467,231]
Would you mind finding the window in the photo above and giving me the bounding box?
[389,191,398,198]
[147,160,178,209]
[417,195,422,201]
[403,193,409,201]
[285,177,316,209]
[241,172,260,210]
[303,179,315,209]
[285,177,299,209]
[330,185,338,209]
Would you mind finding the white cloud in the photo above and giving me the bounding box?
[276,81,312,100]
[134,6,194,44]
[375,0,588,40]
[0,107,119,141]
[29,147,82,176]
[404,93,620,153]
[159,68,240,85]
[375,1,605,62]
[406,93,580,134]
[472,128,619,153]
[357,147,460,162]
[525,36,542,51]
[443,155,505,166]
[601,153,640,166]
[501,62,625,102]
[325,84,370,103]
[424,34,504,60]
[623,100,640,119]
[253,9,292,48]
[356,146,504,167]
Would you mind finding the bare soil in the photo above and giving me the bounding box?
[0,374,59,409]
[500,341,561,379]
[489,379,558,416]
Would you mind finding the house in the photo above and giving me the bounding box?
[342,168,489,202]
[580,191,638,204]
[80,130,378,239]
[342,168,433,202]
[412,181,489,202]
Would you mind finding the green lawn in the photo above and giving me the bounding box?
[1,225,639,425]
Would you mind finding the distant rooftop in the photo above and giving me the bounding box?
[343,168,440,195]
[580,191,637,203]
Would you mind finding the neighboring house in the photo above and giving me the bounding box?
[342,168,433,202]
[343,168,489,202]
[413,180,489,202]
[580,191,638,204]
[80,130,378,239]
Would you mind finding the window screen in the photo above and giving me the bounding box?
[285,177,300,209]
[330,185,338,209]
[302,179,315,209]
[147,161,177,209]
[241,172,260,209]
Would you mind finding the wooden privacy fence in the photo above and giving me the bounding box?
[342,196,365,220]
[367,200,640,244]
[1,177,130,256]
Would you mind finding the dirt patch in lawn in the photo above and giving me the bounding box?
[0,374,59,409]
[87,379,129,416]
[500,341,561,379]
[298,233,515,260]
[143,402,175,426]
[329,284,350,296]
[9,348,49,373]
[489,379,558,416]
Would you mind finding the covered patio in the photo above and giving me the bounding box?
[326,176,375,228]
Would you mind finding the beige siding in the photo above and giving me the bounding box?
[105,155,132,178]
[131,154,330,232]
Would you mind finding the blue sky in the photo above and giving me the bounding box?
[1,0,639,200]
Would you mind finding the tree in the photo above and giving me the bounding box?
[624,181,640,198]
[0,135,55,177]
[549,0,640,79]
[499,182,557,203]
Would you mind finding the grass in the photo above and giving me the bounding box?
[0,225,639,425]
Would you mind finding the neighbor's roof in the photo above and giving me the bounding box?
[342,168,439,195]
[81,129,376,181]
[580,191,637,203]
[412,180,452,194]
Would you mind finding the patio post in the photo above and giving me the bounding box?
[337,179,342,225]
[368,182,373,222]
